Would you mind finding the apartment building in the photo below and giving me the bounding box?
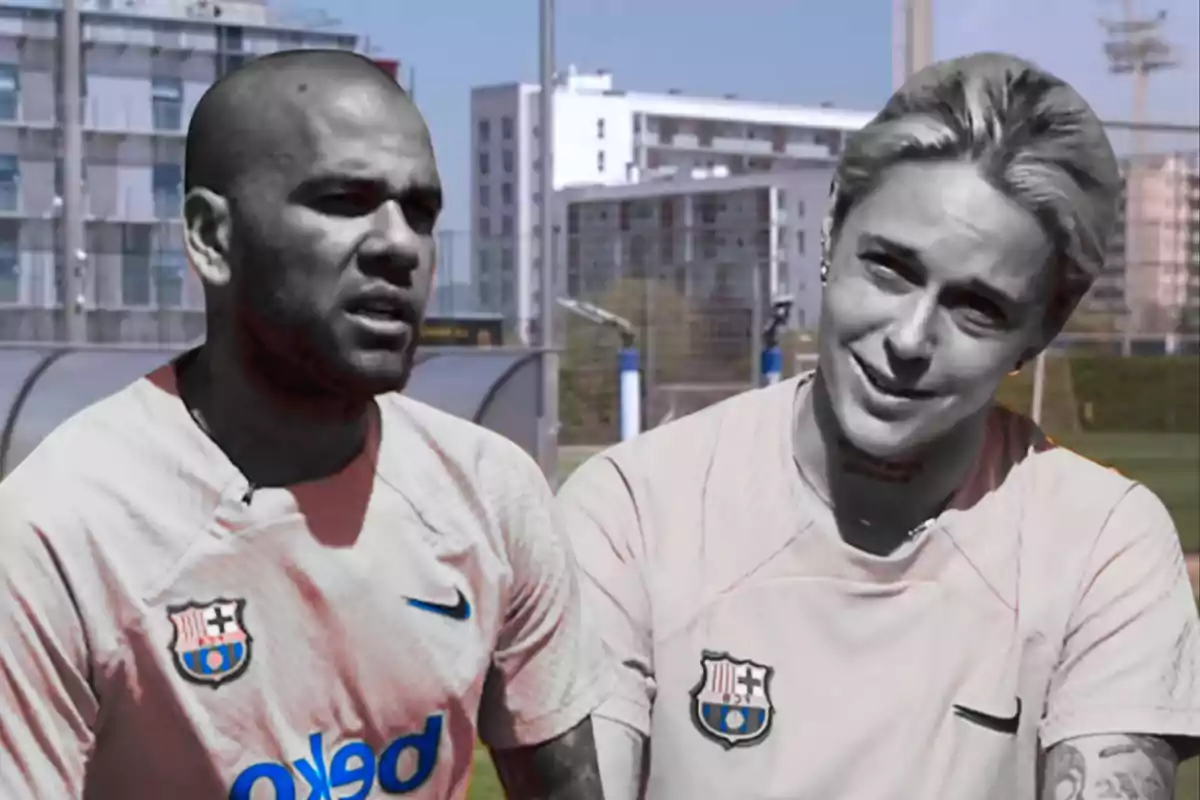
[470,67,873,337]
[0,0,357,343]
[1088,151,1200,338]
[556,166,834,332]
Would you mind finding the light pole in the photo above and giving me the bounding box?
[558,298,640,442]
[761,295,793,386]
[893,0,934,90]
[61,0,87,342]
[537,0,559,477]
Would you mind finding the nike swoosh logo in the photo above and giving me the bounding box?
[405,589,471,621]
[952,699,1021,735]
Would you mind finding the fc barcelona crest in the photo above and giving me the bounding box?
[166,598,253,688]
[689,650,775,749]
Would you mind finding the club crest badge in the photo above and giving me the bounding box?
[167,598,253,688]
[689,650,775,749]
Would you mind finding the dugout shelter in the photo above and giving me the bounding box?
[0,344,549,478]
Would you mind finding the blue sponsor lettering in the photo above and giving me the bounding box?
[230,713,443,799]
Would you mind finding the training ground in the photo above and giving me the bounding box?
[464,434,1200,800]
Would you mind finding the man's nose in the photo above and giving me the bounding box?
[886,289,938,362]
[360,200,421,268]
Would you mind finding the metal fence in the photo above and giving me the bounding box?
[454,125,1200,443]
[556,240,771,444]
[0,118,1193,445]
[442,222,779,443]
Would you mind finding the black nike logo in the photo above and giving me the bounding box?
[953,699,1022,735]
[405,589,471,621]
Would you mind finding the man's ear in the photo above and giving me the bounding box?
[184,188,233,288]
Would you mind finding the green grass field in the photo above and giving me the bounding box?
[1052,433,1199,553]
[467,434,1200,799]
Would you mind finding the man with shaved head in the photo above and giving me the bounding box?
[0,50,608,800]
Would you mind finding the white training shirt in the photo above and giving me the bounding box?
[557,373,1200,799]
[0,362,609,800]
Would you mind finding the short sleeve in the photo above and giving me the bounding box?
[555,455,655,738]
[1040,484,1200,750]
[476,444,612,750]
[0,513,98,798]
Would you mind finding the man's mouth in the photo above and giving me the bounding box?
[851,353,936,400]
[345,295,417,337]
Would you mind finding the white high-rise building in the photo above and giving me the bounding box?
[0,0,360,344]
[469,68,874,337]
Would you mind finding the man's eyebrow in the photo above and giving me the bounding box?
[856,232,1022,307]
[292,174,443,207]
[960,277,1020,308]
[856,232,921,264]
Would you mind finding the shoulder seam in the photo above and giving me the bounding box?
[1059,481,1146,635]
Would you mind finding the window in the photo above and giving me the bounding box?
[501,215,513,236]
[479,184,490,208]
[797,199,806,217]
[0,220,18,303]
[478,216,491,237]
[120,224,153,306]
[501,116,514,140]
[0,155,19,212]
[151,76,183,131]
[216,27,246,78]
[500,182,513,205]
[218,25,244,52]
[597,151,605,173]
[501,150,513,173]
[154,249,186,308]
[478,118,491,142]
[796,230,806,254]
[0,65,18,122]
[478,152,490,175]
[152,163,183,218]
[597,118,605,139]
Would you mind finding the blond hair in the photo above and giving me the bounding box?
[822,52,1121,317]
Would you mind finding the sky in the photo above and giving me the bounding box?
[312,0,1200,237]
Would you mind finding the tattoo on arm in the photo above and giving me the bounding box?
[490,717,604,800]
[1040,734,1179,800]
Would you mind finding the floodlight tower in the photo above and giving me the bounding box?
[1100,1,1179,354]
